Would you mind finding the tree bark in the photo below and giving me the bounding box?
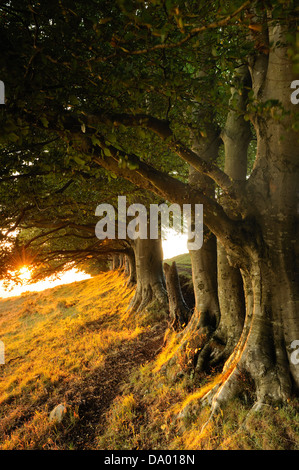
[125,247,137,287]
[184,123,222,373]
[201,22,299,412]
[112,254,120,270]
[129,237,169,320]
[160,121,222,373]
[163,261,191,331]
[210,65,251,367]
[124,255,130,276]
[188,120,221,324]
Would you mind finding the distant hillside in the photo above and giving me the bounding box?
[164,253,192,278]
[164,253,194,309]
[0,268,298,450]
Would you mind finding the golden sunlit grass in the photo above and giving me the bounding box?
[98,354,299,451]
[0,270,143,449]
[97,317,299,451]
[0,265,298,450]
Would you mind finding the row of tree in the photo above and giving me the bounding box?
[0,0,298,412]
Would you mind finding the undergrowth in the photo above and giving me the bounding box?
[97,350,299,451]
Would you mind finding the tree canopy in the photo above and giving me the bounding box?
[0,0,299,412]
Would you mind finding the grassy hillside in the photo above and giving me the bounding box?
[0,269,298,450]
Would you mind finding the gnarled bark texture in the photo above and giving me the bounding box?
[203,22,299,412]
[163,261,191,331]
[125,247,137,288]
[208,65,250,369]
[129,237,169,319]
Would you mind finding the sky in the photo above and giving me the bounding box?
[0,229,189,299]
[161,228,189,259]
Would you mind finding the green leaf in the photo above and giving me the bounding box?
[73,155,86,166]
[127,161,139,170]
[91,135,102,147]
[103,147,112,157]
[40,117,49,128]
[8,132,19,143]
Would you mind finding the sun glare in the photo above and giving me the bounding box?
[0,229,188,299]
[18,266,32,283]
[0,268,91,299]
[162,229,188,259]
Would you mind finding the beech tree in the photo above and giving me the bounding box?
[0,133,165,305]
[1,0,298,411]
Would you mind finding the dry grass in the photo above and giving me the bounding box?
[0,268,298,451]
[97,326,299,451]
[0,271,144,449]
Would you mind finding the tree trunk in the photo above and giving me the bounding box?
[112,254,120,270]
[129,237,169,320]
[183,123,222,373]
[124,255,130,276]
[206,255,299,411]
[214,245,245,363]
[201,22,299,413]
[160,122,222,374]
[125,248,137,288]
[209,65,251,368]
[118,253,125,270]
[188,123,221,327]
[163,261,191,331]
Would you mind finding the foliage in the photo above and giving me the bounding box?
[0,0,298,268]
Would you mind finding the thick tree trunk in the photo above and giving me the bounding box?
[205,254,299,412]
[208,65,250,367]
[214,245,245,362]
[129,237,169,319]
[188,124,221,328]
[189,229,220,332]
[199,22,299,414]
[112,254,120,270]
[163,261,191,331]
[125,248,137,288]
[160,123,222,374]
[188,231,221,373]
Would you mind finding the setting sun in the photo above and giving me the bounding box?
[18,266,32,283]
[0,268,91,299]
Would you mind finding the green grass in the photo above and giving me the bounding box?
[164,253,192,279]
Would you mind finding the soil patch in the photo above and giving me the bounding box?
[60,323,167,449]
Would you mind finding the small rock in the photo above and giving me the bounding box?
[49,404,67,423]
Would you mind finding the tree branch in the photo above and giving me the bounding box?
[90,142,240,249]
[85,112,245,205]
[110,1,251,56]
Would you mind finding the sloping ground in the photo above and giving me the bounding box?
[0,271,166,449]
[164,253,192,279]
[0,266,298,450]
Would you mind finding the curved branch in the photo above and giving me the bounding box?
[85,112,245,205]
[110,1,251,56]
[91,142,241,252]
